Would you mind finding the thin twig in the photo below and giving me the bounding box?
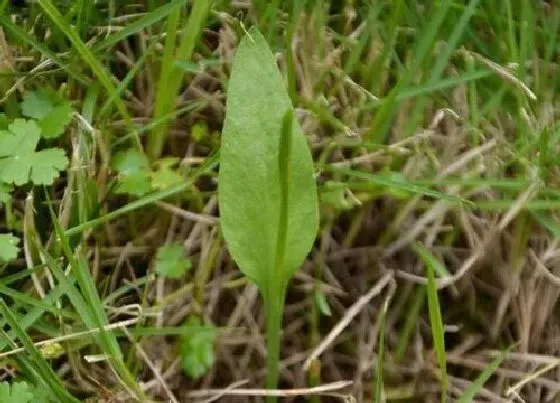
[303,272,394,370]
[187,380,353,398]
[156,201,219,224]
[123,328,179,403]
[0,318,139,359]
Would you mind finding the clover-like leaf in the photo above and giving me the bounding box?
[112,149,149,174]
[179,316,216,379]
[112,149,152,196]
[155,243,192,279]
[0,233,20,262]
[0,119,68,185]
[115,172,152,196]
[0,381,34,403]
[150,168,183,190]
[21,90,57,119]
[21,90,73,138]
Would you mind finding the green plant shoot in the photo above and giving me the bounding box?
[218,27,318,398]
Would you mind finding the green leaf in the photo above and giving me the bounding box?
[412,243,451,278]
[179,316,216,379]
[314,289,332,316]
[0,381,34,403]
[150,167,183,190]
[112,149,149,174]
[155,243,192,279]
[39,103,73,139]
[0,114,9,130]
[219,27,318,296]
[320,182,355,211]
[150,157,183,190]
[112,149,151,196]
[21,90,57,119]
[114,173,152,196]
[0,233,20,262]
[0,119,68,185]
[21,90,73,139]
[218,27,318,395]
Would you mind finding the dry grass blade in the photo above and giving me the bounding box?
[186,380,353,398]
[303,273,394,371]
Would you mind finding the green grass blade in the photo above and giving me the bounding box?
[457,348,510,402]
[326,166,465,203]
[37,0,135,134]
[412,243,451,278]
[0,285,66,352]
[64,151,218,236]
[419,242,447,402]
[44,194,146,399]
[394,69,493,101]
[531,211,560,239]
[0,299,79,402]
[366,0,453,142]
[395,286,426,361]
[92,0,188,52]
[0,15,89,84]
[147,0,211,160]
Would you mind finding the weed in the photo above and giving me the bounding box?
[219,27,318,398]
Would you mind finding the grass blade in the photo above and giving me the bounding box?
[327,166,465,203]
[0,299,79,402]
[457,348,510,402]
[0,15,89,84]
[44,194,147,399]
[417,242,447,402]
[37,0,135,134]
[92,0,188,52]
[147,0,211,160]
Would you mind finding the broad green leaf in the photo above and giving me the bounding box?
[219,27,318,296]
[0,233,20,262]
[0,119,68,185]
[219,27,318,396]
[155,243,192,279]
[0,381,34,403]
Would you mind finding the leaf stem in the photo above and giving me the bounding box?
[264,109,294,401]
[265,291,284,403]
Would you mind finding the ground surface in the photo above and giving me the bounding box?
[0,1,560,402]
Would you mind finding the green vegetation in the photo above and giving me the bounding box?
[219,27,318,399]
[0,0,558,401]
